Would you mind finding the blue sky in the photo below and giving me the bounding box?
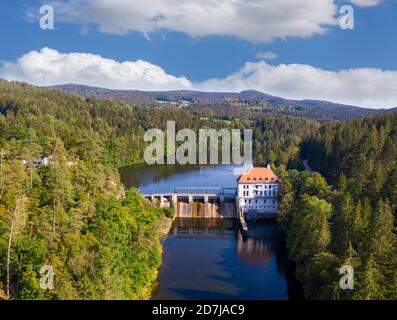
[0,0,397,108]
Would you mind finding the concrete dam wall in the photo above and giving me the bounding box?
[174,201,236,219]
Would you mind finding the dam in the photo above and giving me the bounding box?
[143,187,238,219]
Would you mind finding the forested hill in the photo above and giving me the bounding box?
[0,81,179,299]
[52,84,387,121]
[278,111,397,299]
[0,80,319,299]
[1,80,396,300]
[0,80,320,170]
[302,111,397,191]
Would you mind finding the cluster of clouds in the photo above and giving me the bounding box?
[198,61,397,108]
[48,0,338,42]
[255,51,278,60]
[2,1,392,108]
[1,47,396,108]
[349,0,384,7]
[0,48,191,91]
[45,0,386,42]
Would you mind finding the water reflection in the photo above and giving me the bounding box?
[171,218,238,239]
[119,163,250,193]
[152,218,301,300]
[119,164,303,300]
[236,225,277,266]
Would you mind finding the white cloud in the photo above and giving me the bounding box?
[48,0,338,42]
[1,48,397,108]
[198,61,397,108]
[349,0,384,7]
[0,48,192,90]
[256,51,278,60]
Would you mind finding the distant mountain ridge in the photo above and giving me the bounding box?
[51,84,391,121]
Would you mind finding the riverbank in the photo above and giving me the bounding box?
[141,216,173,300]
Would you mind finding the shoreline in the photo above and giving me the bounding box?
[146,216,173,300]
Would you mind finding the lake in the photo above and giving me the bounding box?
[120,164,303,300]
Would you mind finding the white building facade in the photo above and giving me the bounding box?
[237,165,280,220]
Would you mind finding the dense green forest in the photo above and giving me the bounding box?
[0,81,181,299]
[55,84,384,121]
[0,81,317,299]
[278,112,397,299]
[0,80,395,300]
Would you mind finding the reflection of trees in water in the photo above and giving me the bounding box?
[235,224,304,299]
[120,164,202,189]
[273,229,305,300]
[161,218,304,300]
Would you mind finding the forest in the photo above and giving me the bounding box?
[0,81,315,299]
[55,84,385,121]
[0,80,395,299]
[278,112,397,299]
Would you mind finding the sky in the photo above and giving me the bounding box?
[0,0,397,108]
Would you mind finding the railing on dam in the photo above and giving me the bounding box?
[175,187,237,196]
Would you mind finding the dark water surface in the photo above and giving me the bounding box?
[120,164,303,300]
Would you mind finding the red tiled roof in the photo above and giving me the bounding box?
[238,167,279,183]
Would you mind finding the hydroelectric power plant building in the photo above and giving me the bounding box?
[237,165,280,220]
[142,165,280,221]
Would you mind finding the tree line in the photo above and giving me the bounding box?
[1,80,394,299]
[278,111,397,299]
[0,80,318,299]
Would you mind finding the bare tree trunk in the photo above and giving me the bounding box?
[29,167,33,191]
[52,143,58,238]
[0,149,4,200]
[6,195,20,299]
[0,149,4,191]
[0,186,5,201]
[16,254,23,295]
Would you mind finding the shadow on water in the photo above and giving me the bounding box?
[152,218,303,300]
